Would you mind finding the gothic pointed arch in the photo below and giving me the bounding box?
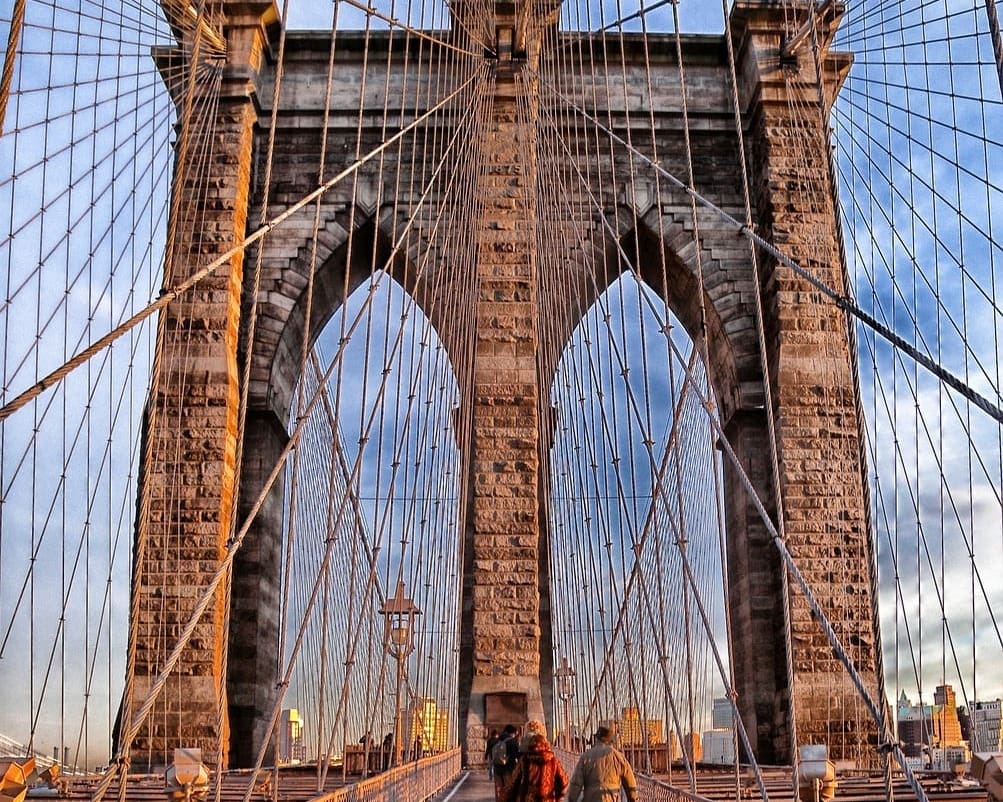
[230,208,465,766]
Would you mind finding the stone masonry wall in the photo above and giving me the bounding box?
[128,7,270,770]
[734,1,881,765]
[461,70,547,762]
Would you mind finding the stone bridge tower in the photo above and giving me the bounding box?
[127,0,882,771]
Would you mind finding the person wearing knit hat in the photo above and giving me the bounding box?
[520,719,547,751]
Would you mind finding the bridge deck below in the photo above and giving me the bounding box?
[430,770,494,801]
[432,767,986,802]
[51,762,986,802]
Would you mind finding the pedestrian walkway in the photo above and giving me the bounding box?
[432,769,494,802]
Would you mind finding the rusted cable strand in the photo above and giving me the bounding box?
[0,0,26,136]
[541,80,1003,428]
[0,72,480,425]
[985,0,1003,102]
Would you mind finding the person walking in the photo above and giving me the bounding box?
[506,732,568,802]
[492,724,521,802]
[566,726,637,802]
[485,729,501,779]
[519,719,547,751]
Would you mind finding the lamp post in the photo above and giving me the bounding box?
[380,579,421,768]
[555,656,576,751]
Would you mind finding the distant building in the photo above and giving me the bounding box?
[682,731,702,763]
[712,698,732,730]
[959,706,973,743]
[702,730,735,765]
[407,696,450,754]
[928,744,970,773]
[897,691,933,757]
[279,709,305,764]
[666,731,681,762]
[620,707,642,745]
[619,707,664,746]
[971,700,1003,752]
[897,686,971,770]
[932,685,964,748]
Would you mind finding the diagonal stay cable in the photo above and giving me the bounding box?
[661,323,932,802]
[0,71,480,425]
[536,78,1003,427]
[90,70,487,801]
[986,0,1003,100]
[334,0,487,57]
[543,110,769,797]
[557,136,933,796]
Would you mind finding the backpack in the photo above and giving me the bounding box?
[492,736,516,770]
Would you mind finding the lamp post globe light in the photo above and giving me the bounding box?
[380,579,421,767]
[554,656,576,751]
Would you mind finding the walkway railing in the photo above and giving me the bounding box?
[634,775,715,802]
[309,749,462,802]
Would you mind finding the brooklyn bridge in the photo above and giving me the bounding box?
[0,0,1000,800]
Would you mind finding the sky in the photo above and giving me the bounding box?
[283,0,724,31]
[832,0,1003,708]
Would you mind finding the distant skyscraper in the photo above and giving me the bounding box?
[620,707,643,746]
[703,729,735,765]
[279,709,305,764]
[434,710,450,752]
[971,700,1003,752]
[618,707,664,746]
[897,691,933,757]
[897,686,969,769]
[408,696,451,754]
[712,698,732,730]
[933,685,963,747]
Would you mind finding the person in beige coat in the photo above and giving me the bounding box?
[566,726,638,802]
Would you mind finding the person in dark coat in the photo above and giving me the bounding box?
[492,724,520,802]
[485,729,501,779]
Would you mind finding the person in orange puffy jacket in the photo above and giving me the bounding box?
[505,732,568,802]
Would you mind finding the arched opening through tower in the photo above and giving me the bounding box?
[547,271,730,763]
[260,275,464,768]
